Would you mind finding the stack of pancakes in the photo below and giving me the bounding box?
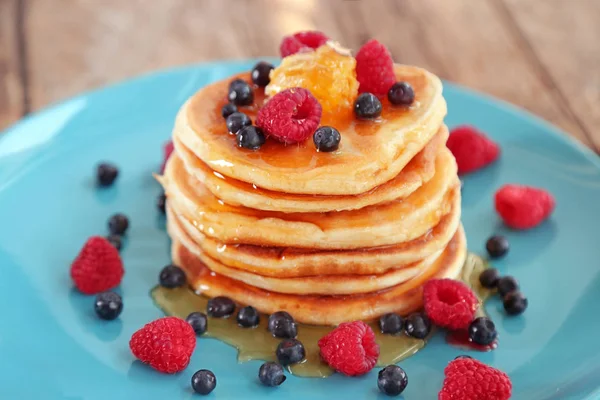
[160,65,466,325]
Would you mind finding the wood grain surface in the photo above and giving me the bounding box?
[0,0,598,153]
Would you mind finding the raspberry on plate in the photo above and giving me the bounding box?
[439,357,512,400]
[318,321,380,376]
[279,30,329,57]
[256,87,322,144]
[129,317,196,374]
[423,279,479,330]
[70,236,124,295]
[447,125,500,174]
[355,39,396,98]
[495,184,555,229]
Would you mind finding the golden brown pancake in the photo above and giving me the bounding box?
[162,148,459,249]
[172,226,466,325]
[174,126,448,213]
[174,65,446,195]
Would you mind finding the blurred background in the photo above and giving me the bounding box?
[0,0,598,152]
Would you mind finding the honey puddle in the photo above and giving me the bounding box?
[152,252,491,378]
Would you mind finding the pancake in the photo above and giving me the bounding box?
[162,147,459,249]
[172,225,467,325]
[165,189,461,277]
[174,126,448,213]
[175,64,446,195]
[168,212,439,295]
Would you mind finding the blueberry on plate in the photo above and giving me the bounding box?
[379,313,403,335]
[503,291,528,315]
[454,355,473,360]
[468,317,497,345]
[354,93,382,119]
[479,268,500,289]
[388,81,415,106]
[105,234,122,251]
[191,369,216,395]
[228,80,254,106]
[251,61,274,87]
[96,162,119,187]
[258,362,286,387]
[158,264,187,288]
[268,311,298,338]
[221,103,238,119]
[236,126,266,150]
[497,276,519,297]
[486,235,509,259]
[313,126,341,152]
[276,339,305,365]
[157,193,166,214]
[237,306,260,328]
[108,213,129,235]
[404,312,431,339]
[186,312,208,335]
[207,296,236,318]
[378,365,408,396]
[94,291,123,320]
[226,112,251,134]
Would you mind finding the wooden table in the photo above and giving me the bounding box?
[1,0,598,153]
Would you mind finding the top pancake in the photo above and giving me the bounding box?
[175,65,446,195]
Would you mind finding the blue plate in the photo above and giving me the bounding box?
[1,60,600,400]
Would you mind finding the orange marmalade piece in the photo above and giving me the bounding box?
[265,42,359,119]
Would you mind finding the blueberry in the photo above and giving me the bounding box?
[454,355,473,360]
[313,126,341,152]
[226,112,252,134]
[379,313,404,335]
[221,103,238,119]
[479,268,500,289]
[354,93,382,119]
[503,291,528,315]
[486,235,509,259]
[157,193,166,214]
[207,296,236,318]
[186,312,208,335]
[237,126,266,150]
[497,276,519,297]
[377,365,408,396]
[388,81,415,106]
[159,264,187,288]
[468,317,497,345]
[276,338,305,365]
[96,162,119,187]
[191,369,216,395]
[258,362,286,387]
[268,311,298,339]
[251,61,274,87]
[404,313,431,339]
[228,78,246,90]
[108,213,129,235]
[94,291,123,320]
[106,234,122,251]
[237,306,260,328]
[228,80,254,106]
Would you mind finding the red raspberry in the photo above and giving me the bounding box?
[355,39,396,98]
[423,279,479,330]
[129,317,196,374]
[160,140,174,173]
[447,126,500,174]
[70,236,124,295]
[439,358,512,400]
[279,30,329,57]
[318,321,380,376]
[256,87,322,144]
[495,184,555,230]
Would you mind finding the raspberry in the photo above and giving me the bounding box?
[495,184,555,230]
[160,140,174,173]
[318,321,379,376]
[447,126,500,174]
[423,279,479,330]
[70,236,124,295]
[355,39,396,98]
[439,358,512,400]
[129,317,196,374]
[257,87,322,144]
[280,30,329,57]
